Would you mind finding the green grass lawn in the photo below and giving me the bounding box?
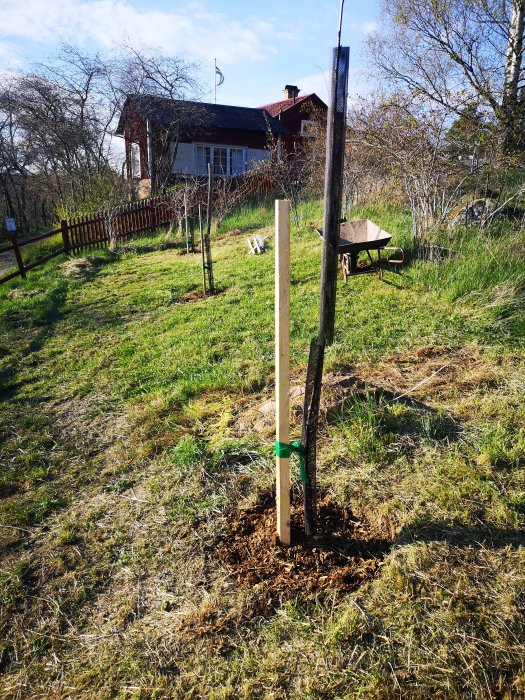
[0,197,524,699]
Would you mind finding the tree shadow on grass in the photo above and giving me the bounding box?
[325,374,463,444]
[396,517,525,550]
[0,283,70,401]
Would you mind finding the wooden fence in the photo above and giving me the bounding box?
[0,169,277,286]
[0,196,173,285]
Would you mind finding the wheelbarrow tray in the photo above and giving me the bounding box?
[315,219,392,253]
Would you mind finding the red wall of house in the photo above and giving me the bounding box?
[123,105,149,180]
[277,95,327,153]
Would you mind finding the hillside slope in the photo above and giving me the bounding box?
[1,201,524,699]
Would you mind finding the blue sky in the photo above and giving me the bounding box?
[0,0,380,107]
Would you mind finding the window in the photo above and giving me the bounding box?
[130,142,141,179]
[300,120,316,137]
[195,145,211,174]
[213,147,228,175]
[194,144,246,176]
[230,148,245,175]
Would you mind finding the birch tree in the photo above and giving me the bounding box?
[368,0,525,154]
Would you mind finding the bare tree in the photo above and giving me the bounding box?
[114,42,204,195]
[0,42,202,230]
[348,93,485,251]
[368,0,525,154]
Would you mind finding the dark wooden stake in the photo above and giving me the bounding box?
[301,45,349,538]
[190,217,195,253]
[60,219,70,255]
[9,232,26,279]
[205,163,215,294]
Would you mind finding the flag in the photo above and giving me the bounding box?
[215,65,225,87]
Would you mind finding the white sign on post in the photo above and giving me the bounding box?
[5,218,16,232]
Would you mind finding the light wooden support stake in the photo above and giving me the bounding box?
[184,188,189,254]
[199,204,206,295]
[275,199,291,545]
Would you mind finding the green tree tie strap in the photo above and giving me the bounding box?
[275,441,308,484]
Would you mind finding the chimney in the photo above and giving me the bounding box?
[283,85,300,101]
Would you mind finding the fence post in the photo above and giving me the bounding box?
[9,232,26,279]
[149,198,156,230]
[60,220,70,255]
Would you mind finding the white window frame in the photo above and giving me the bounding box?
[300,120,316,137]
[130,142,141,179]
[194,144,247,176]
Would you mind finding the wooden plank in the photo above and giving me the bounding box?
[123,203,129,241]
[75,216,82,251]
[92,215,99,247]
[74,218,80,251]
[275,199,291,545]
[151,197,157,230]
[126,203,132,238]
[80,215,86,251]
[102,215,108,244]
[114,207,121,243]
[17,228,61,247]
[199,203,206,295]
[205,163,215,293]
[86,214,93,247]
[94,216,100,248]
[184,189,189,254]
[73,217,80,251]
[131,201,138,236]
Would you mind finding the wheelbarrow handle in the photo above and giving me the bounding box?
[380,246,404,265]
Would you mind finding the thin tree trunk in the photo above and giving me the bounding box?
[502,0,525,150]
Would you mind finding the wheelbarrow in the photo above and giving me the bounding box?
[315,219,404,282]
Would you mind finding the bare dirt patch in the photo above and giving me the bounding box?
[0,249,16,277]
[181,289,208,303]
[217,490,391,600]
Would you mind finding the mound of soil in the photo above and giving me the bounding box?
[217,491,391,599]
[182,290,208,303]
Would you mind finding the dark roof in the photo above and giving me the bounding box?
[116,95,287,135]
[259,93,327,117]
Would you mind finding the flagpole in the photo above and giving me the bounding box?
[214,58,217,104]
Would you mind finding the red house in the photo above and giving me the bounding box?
[115,86,327,187]
[116,94,287,183]
[259,85,328,153]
